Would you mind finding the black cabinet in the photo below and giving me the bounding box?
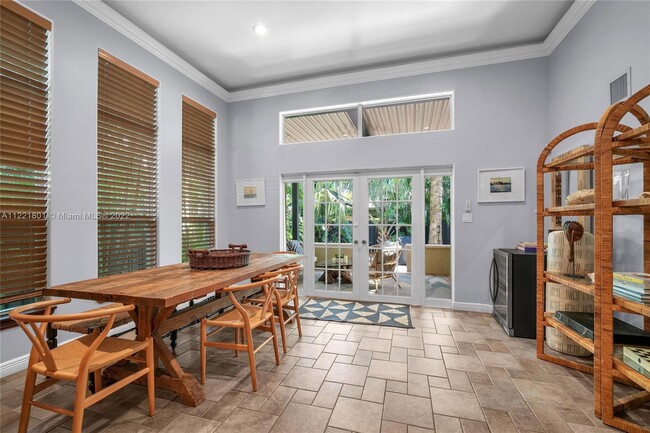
[489,248,538,339]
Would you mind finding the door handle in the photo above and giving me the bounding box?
[354,240,359,245]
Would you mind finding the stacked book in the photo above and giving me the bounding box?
[516,241,546,253]
[623,346,650,379]
[613,272,650,304]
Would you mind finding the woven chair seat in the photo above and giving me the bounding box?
[51,303,132,334]
[32,333,148,381]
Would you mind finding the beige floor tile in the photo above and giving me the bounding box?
[407,427,434,433]
[336,354,354,364]
[312,381,342,409]
[423,344,443,359]
[528,402,574,433]
[281,366,327,391]
[313,352,337,370]
[340,384,363,399]
[353,349,374,366]
[324,340,359,356]
[322,323,353,335]
[441,353,486,374]
[392,335,424,350]
[483,408,518,433]
[472,382,528,411]
[382,392,434,429]
[407,373,430,397]
[160,413,221,433]
[362,377,387,403]
[568,422,619,432]
[232,370,285,396]
[459,419,490,433]
[368,359,408,382]
[269,402,331,433]
[287,342,325,359]
[390,347,408,363]
[299,325,324,337]
[450,331,486,344]
[407,356,447,378]
[433,415,463,433]
[428,376,450,389]
[512,378,572,405]
[291,389,317,405]
[422,333,456,347]
[475,350,522,369]
[258,385,296,415]
[359,337,392,352]
[329,397,383,433]
[381,420,407,433]
[203,391,247,422]
[385,380,408,394]
[429,387,485,422]
[215,408,278,433]
[326,362,369,386]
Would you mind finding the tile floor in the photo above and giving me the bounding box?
[1,305,649,433]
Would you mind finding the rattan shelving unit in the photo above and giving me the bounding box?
[537,84,650,432]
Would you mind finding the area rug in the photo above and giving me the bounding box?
[299,298,413,328]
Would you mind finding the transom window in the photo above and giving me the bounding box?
[280,92,453,145]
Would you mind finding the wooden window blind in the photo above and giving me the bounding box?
[182,96,216,262]
[0,2,51,306]
[97,50,159,277]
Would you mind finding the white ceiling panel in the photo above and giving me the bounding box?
[103,1,573,91]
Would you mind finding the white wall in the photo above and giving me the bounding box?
[548,0,650,272]
[226,58,549,309]
[0,0,229,365]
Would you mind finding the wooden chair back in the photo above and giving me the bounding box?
[369,248,401,273]
[9,298,135,373]
[254,264,303,298]
[222,276,282,328]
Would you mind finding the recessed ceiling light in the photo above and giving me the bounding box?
[253,24,267,36]
[423,126,430,130]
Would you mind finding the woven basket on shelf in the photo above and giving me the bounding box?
[545,230,594,357]
[188,244,251,269]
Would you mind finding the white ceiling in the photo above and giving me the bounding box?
[103,1,573,92]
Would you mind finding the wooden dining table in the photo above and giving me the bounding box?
[44,252,302,406]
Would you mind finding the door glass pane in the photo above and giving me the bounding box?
[313,179,354,293]
[368,177,412,298]
[424,175,452,300]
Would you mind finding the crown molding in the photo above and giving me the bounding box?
[72,0,230,102]
[73,0,593,103]
[542,0,596,54]
[228,43,548,102]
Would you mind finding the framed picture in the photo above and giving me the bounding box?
[236,178,265,206]
[477,167,525,203]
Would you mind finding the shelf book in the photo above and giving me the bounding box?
[623,347,650,379]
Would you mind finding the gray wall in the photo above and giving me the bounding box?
[226,58,549,308]
[548,0,650,272]
[0,1,229,364]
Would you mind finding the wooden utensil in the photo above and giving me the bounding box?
[563,220,584,277]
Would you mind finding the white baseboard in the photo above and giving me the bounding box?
[0,353,29,378]
[452,302,494,313]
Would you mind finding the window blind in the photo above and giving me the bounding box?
[0,2,51,305]
[182,96,216,261]
[97,50,158,277]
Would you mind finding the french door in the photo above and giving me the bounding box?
[303,171,423,304]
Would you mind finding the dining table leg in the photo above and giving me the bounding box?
[104,305,206,406]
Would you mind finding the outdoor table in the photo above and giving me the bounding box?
[44,252,302,406]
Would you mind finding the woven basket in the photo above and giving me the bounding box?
[545,231,594,357]
[188,244,251,269]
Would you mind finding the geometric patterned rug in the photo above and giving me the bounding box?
[299,298,413,328]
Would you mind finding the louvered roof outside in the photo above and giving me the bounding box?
[282,96,451,144]
[284,110,357,144]
[363,97,451,136]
